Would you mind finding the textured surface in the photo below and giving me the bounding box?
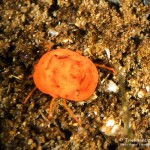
[0,0,150,149]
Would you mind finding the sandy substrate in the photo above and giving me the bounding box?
[0,0,150,149]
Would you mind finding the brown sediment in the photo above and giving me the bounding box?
[0,0,149,149]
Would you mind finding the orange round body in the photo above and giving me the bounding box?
[33,49,98,101]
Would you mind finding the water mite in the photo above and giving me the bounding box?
[24,48,115,126]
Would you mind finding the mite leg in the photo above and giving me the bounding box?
[62,99,82,127]
[95,63,116,73]
[48,97,57,119]
[23,87,37,104]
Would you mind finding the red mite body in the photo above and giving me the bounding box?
[24,48,114,126]
[33,49,98,101]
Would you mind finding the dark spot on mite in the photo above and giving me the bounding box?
[56,85,60,88]
[80,73,86,85]
[55,55,69,59]
[45,55,56,70]
[70,73,78,79]
[76,89,80,96]
[65,94,68,98]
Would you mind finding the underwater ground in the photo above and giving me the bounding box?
[0,0,150,149]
